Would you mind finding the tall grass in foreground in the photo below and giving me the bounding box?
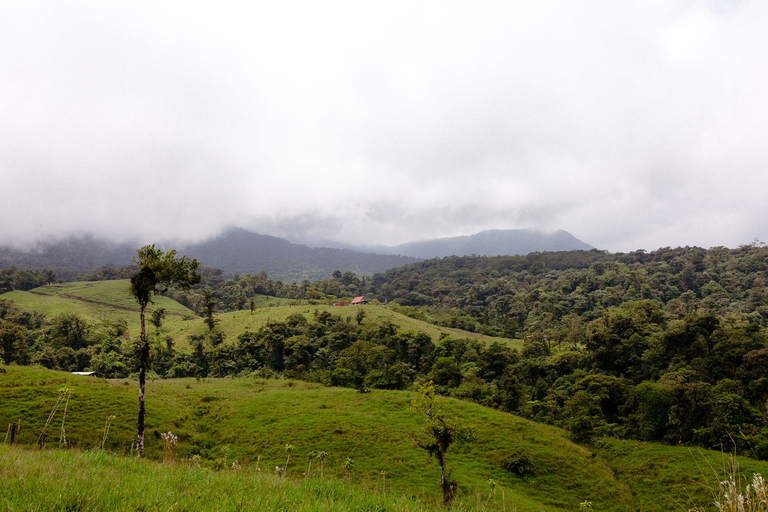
[0,445,478,511]
[690,451,768,512]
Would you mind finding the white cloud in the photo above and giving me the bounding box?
[2,0,768,252]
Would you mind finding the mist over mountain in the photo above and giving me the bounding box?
[357,229,593,259]
[0,227,594,282]
[178,228,418,282]
[0,236,137,281]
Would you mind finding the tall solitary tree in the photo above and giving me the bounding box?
[129,245,200,457]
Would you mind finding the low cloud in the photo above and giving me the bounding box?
[2,1,768,252]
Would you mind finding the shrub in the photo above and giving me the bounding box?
[501,448,534,476]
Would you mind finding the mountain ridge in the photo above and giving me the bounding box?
[0,227,594,281]
[358,228,593,258]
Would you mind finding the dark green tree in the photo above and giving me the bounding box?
[129,245,200,457]
[200,289,218,332]
[1,321,26,365]
[150,308,166,334]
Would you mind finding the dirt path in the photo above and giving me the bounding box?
[55,293,189,316]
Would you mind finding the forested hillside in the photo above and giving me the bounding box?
[3,242,768,463]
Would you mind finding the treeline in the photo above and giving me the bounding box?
[0,267,58,293]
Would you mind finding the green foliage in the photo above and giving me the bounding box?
[0,266,57,292]
[129,246,201,309]
[500,447,535,476]
[410,381,476,505]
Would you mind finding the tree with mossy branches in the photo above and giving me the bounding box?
[408,380,476,506]
[129,245,200,457]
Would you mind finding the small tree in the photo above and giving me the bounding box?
[1,321,26,365]
[129,245,200,457]
[200,289,218,332]
[408,381,476,506]
[150,308,166,334]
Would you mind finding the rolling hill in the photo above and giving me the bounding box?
[3,365,761,511]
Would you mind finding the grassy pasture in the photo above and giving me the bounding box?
[3,281,197,342]
[1,366,631,511]
[4,366,767,510]
[0,445,436,512]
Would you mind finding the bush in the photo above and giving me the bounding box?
[501,448,535,476]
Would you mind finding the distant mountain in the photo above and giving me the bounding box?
[0,228,593,283]
[179,228,418,282]
[361,229,593,259]
[0,229,419,283]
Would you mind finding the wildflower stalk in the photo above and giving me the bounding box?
[58,388,72,448]
[37,388,69,448]
[101,415,116,450]
[316,451,328,479]
[284,444,294,478]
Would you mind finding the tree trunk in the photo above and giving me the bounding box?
[440,451,450,506]
[137,304,148,457]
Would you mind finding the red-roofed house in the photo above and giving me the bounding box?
[351,296,367,305]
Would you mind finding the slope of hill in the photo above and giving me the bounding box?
[0,445,431,512]
[4,365,758,511]
[2,281,199,338]
[366,229,593,258]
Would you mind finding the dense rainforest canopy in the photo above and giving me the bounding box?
[3,242,768,459]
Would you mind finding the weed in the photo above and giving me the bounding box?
[101,415,115,450]
[307,450,317,477]
[284,443,295,477]
[161,431,178,462]
[714,473,767,511]
[58,387,72,448]
[484,478,497,509]
[342,456,355,479]
[36,387,71,448]
[316,450,329,479]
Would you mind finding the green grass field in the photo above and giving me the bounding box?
[0,445,438,512]
[3,365,766,511]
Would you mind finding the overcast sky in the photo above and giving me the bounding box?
[2,0,767,253]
